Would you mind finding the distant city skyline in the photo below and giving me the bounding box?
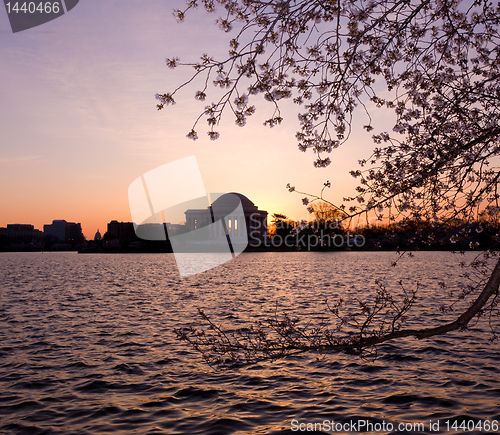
[0,1,395,240]
[0,189,267,240]
[0,190,268,242]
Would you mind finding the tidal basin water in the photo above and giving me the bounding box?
[0,251,499,434]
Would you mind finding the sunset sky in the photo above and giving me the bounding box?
[0,0,392,239]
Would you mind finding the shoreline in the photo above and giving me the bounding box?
[0,245,487,254]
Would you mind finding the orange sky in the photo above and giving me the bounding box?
[0,1,392,240]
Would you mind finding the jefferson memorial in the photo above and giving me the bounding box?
[184,193,268,245]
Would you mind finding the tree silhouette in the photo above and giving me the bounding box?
[160,0,500,366]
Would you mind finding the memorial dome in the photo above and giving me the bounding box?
[211,193,258,213]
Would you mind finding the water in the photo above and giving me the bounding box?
[0,251,499,434]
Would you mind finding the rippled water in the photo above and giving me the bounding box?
[0,251,499,434]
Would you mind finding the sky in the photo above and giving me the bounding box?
[0,0,388,240]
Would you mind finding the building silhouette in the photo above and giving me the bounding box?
[105,220,135,241]
[43,220,84,243]
[184,193,268,245]
[0,224,43,244]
